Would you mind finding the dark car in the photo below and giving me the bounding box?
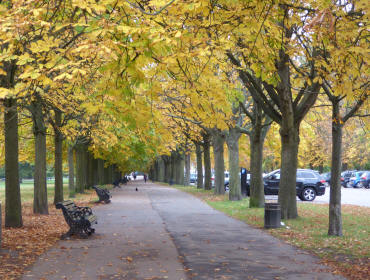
[341,170,357,187]
[248,169,326,201]
[321,172,344,186]
[358,171,370,189]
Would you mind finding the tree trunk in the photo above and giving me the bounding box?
[328,101,343,236]
[203,135,212,190]
[227,127,242,201]
[177,153,185,185]
[212,131,225,195]
[68,146,75,198]
[31,100,48,215]
[195,143,203,189]
[86,153,93,189]
[184,153,191,186]
[109,165,114,183]
[249,130,265,207]
[53,110,63,205]
[170,152,177,184]
[98,159,104,185]
[154,159,159,182]
[103,163,110,184]
[75,144,87,193]
[158,157,165,182]
[165,156,172,183]
[278,125,299,219]
[249,105,267,208]
[92,157,99,185]
[4,98,22,227]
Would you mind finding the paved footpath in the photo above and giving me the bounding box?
[23,181,345,280]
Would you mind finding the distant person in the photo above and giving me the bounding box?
[144,174,147,183]
[133,172,136,180]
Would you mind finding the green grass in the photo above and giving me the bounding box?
[0,179,112,204]
[172,185,370,264]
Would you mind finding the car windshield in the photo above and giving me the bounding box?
[264,170,279,178]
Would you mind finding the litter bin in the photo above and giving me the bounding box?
[264,202,281,229]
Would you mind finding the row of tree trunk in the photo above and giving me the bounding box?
[72,144,121,196]
[149,151,186,185]
[3,98,120,227]
[150,124,268,209]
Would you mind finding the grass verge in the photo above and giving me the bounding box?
[172,185,370,280]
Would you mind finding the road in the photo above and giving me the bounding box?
[265,187,370,207]
[313,187,370,207]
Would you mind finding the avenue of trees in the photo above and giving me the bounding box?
[0,0,369,237]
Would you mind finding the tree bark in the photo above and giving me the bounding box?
[278,124,299,219]
[249,130,265,207]
[227,127,242,201]
[92,157,99,185]
[163,156,170,183]
[31,100,48,214]
[86,153,93,189]
[249,105,268,208]
[4,98,22,227]
[169,152,175,184]
[328,101,343,236]
[195,143,203,189]
[203,134,212,190]
[53,110,64,205]
[177,153,185,185]
[154,159,159,182]
[158,157,165,182]
[68,145,75,198]
[212,130,225,195]
[75,144,87,193]
[102,162,109,184]
[97,159,104,185]
[184,153,191,186]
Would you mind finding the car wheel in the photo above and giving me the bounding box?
[365,183,370,189]
[346,182,352,188]
[301,187,316,201]
[356,182,364,189]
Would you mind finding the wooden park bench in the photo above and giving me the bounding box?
[56,200,97,239]
[92,186,112,203]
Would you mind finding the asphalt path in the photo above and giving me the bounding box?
[23,181,345,280]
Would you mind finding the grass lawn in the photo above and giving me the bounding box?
[172,185,370,280]
[0,179,112,204]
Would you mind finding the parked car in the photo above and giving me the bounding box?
[224,171,249,191]
[248,169,326,201]
[341,170,357,187]
[358,171,370,189]
[347,171,366,188]
[189,173,197,184]
[321,172,344,186]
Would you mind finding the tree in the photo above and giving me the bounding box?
[239,99,271,207]
[303,2,369,235]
